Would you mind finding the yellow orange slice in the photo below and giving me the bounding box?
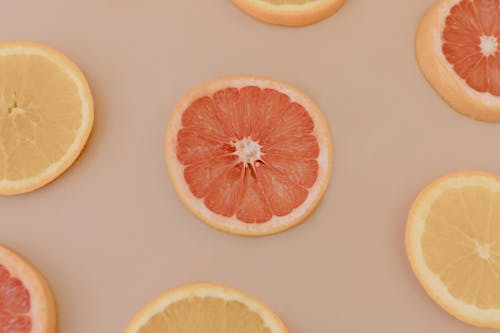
[124,283,288,333]
[0,41,94,195]
[406,171,500,328]
[416,0,500,122]
[0,245,56,333]
[230,0,345,26]
[165,76,333,236]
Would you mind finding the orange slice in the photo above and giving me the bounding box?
[0,41,94,195]
[406,171,500,328]
[165,76,333,236]
[124,283,289,333]
[230,0,345,26]
[416,0,500,122]
[0,245,56,333]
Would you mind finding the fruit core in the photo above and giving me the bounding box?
[233,137,262,166]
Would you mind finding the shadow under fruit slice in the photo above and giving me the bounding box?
[406,171,500,328]
[230,0,345,26]
[0,245,56,333]
[416,0,500,122]
[165,76,333,236]
[124,283,288,333]
[0,41,94,195]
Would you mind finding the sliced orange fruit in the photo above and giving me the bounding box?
[406,170,500,328]
[0,41,94,195]
[230,0,345,26]
[0,245,56,333]
[416,0,500,122]
[124,283,289,333]
[165,76,333,236]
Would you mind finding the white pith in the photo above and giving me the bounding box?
[233,137,262,166]
[480,35,498,57]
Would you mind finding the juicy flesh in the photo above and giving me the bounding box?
[442,0,500,95]
[0,54,83,181]
[138,296,271,333]
[177,86,319,224]
[421,186,500,308]
[0,265,31,333]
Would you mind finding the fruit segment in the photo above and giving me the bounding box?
[177,87,319,224]
[0,265,31,333]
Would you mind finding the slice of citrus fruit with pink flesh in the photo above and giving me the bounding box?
[0,41,94,195]
[230,0,345,26]
[124,283,289,333]
[416,0,500,122]
[407,171,500,328]
[165,76,333,236]
[0,245,56,333]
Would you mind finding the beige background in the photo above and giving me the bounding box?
[1,0,500,332]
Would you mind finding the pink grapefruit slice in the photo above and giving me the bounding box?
[165,76,333,236]
[0,245,56,333]
[416,0,500,122]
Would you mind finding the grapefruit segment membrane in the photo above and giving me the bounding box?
[165,76,333,236]
[416,0,500,121]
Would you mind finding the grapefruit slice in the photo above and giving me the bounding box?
[406,171,500,328]
[165,76,333,236]
[230,0,345,26]
[0,41,94,195]
[416,0,500,122]
[124,283,289,333]
[0,245,56,333]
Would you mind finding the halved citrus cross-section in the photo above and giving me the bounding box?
[165,76,333,236]
[406,171,500,328]
[124,283,289,333]
[0,245,56,333]
[416,0,500,122]
[0,41,94,195]
[230,0,345,26]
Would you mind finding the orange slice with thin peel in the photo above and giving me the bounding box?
[0,41,94,195]
[416,0,500,122]
[406,171,500,328]
[165,76,333,236]
[124,283,289,333]
[0,245,56,333]
[230,0,345,26]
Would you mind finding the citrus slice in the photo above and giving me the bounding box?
[416,0,500,122]
[165,76,333,236]
[124,283,289,333]
[406,170,500,328]
[0,41,94,195]
[0,245,56,333]
[230,0,345,26]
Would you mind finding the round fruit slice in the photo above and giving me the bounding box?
[0,245,56,333]
[406,171,500,328]
[0,41,94,195]
[124,283,289,333]
[416,0,500,122]
[165,76,333,236]
[230,0,345,26]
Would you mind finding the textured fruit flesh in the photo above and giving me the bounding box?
[422,186,500,309]
[442,0,500,95]
[0,54,83,181]
[0,264,31,333]
[138,296,271,333]
[177,86,319,223]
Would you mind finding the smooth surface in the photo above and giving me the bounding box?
[1,0,500,332]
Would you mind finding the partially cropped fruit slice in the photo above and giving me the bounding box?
[416,0,500,122]
[0,245,56,333]
[124,283,288,333]
[0,41,94,195]
[406,171,500,328]
[165,76,333,236]
[230,0,345,26]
